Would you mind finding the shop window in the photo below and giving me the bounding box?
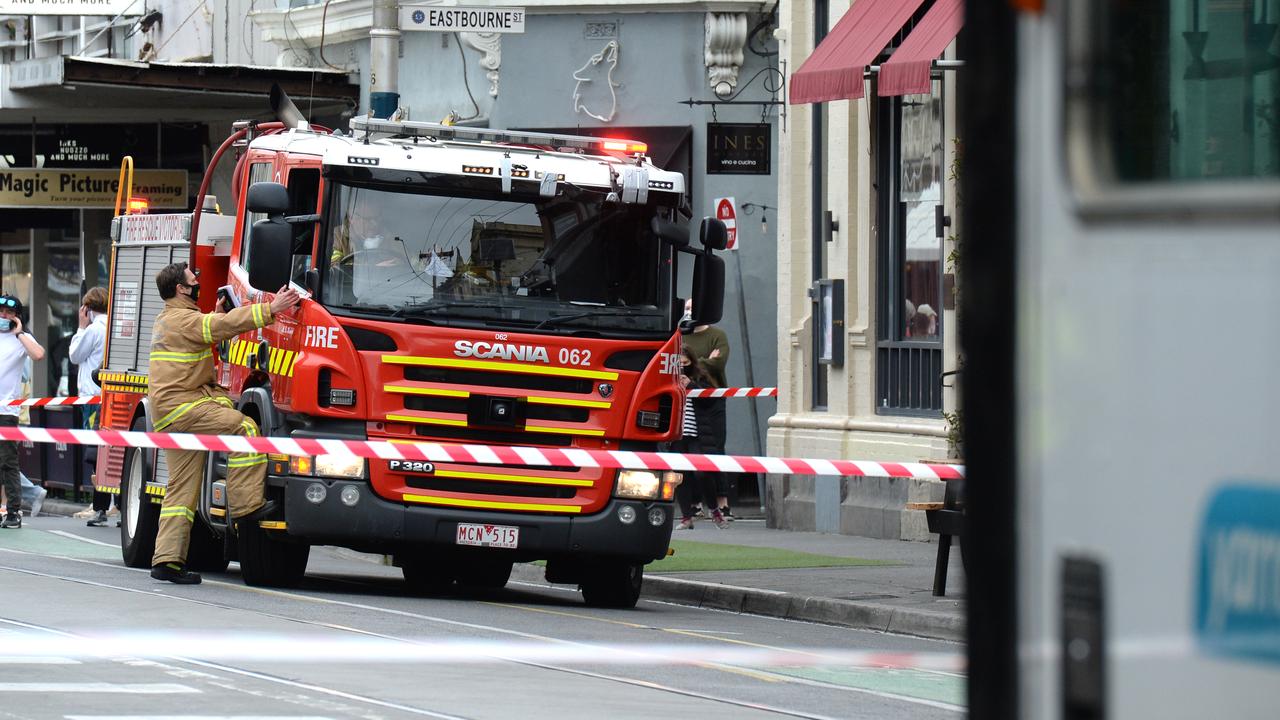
[238,161,274,275]
[286,168,321,285]
[1079,0,1280,183]
[876,82,945,416]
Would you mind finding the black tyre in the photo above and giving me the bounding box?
[119,418,160,569]
[455,557,513,590]
[400,554,458,596]
[186,518,229,573]
[236,522,309,588]
[580,562,644,608]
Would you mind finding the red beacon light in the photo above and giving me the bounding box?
[601,139,648,156]
[126,197,150,215]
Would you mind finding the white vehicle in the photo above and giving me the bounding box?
[964,1,1280,718]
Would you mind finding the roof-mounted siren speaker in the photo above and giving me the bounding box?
[620,166,649,204]
[271,84,309,131]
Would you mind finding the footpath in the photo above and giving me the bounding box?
[38,498,964,643]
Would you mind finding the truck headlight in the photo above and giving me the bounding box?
[615,470,662,500]
[315,454,366,479]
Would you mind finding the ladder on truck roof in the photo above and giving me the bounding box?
[349,116,649,158]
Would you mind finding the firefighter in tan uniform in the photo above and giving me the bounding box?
[148,262,301,584]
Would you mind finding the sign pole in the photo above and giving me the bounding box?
[731,249,765,511]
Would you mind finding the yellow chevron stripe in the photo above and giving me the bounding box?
[385,413,468,427]
[401,494,582,514]
[382,355,618,381]
[527,395,611,409]
[524,425,606,437]
[432,468,593,488]
[258,520,287,530]
[383,385,471,398]
[286,351,301,377]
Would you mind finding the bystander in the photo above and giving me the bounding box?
[0,294,46,529]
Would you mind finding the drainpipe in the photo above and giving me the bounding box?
[370,0,400,118]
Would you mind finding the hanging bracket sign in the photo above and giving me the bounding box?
[707,123,771,175]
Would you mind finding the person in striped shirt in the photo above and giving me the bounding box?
[674,349,726,530]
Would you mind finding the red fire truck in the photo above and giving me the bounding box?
[97,90,726,607]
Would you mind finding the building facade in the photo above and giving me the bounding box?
[769,0,962,539]
[253,0,784,502]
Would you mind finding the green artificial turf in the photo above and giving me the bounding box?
[646,539,893,574]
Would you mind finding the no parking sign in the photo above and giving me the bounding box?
[714,196,738,251]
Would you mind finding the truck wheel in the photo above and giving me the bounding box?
[400,555,457,595]
[580,562,644,608]
[236,523,309,588]
[119,420,160,569]
[186,518,229,573]
[455,558,513,590]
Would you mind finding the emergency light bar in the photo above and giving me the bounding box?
[350,116,648,157]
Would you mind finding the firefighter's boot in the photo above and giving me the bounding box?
[233,499,278,533]
[151,562,202,584]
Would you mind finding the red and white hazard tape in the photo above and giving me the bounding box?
[0,425,964,481]
[4,395,101,407]
[686,387,777,398]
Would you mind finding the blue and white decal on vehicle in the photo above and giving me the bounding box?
[1195,482,1280,666]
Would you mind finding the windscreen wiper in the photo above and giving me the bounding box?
[391,301,498,319]
[534,309,662,330]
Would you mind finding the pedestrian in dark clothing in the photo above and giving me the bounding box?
[674,349,726,530]
[680,298,733,519]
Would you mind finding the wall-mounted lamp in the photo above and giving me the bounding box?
[741,202,775,235]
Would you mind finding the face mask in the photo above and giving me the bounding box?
[186,283,201,302]
[0,319,11,333]
[678,310,694,332]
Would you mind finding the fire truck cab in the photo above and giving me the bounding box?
[98,93,726,608]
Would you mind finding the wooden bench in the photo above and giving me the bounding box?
[907,478,965,596]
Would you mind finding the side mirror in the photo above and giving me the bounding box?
[691,253,725,326]
[650,216,689,247]
[699,217,728,251]
[246,218,292,291]
[245,182,289,216]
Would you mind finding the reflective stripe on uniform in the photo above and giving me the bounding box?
[227,453,267,468]
[214,396,234,408]
[252,304,264,328]
[201,314,213,343]
[239,420,258,437]
[159,506,194,522]
[151,349,213,363]
[153,396,217,431]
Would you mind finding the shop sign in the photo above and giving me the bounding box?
[0,0,142,14]
[401,5,525,33]
[707,123,771,175]
[0,169,188,209]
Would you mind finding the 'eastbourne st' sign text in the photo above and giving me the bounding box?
[400,5,526,33]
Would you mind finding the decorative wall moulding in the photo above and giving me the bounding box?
[704,12,747,98]
[460,32,503,97]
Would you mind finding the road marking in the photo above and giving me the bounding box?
[49,530,119,548]
[0,655,79,664]
[0,552,966,716]
[0,683,197,694]
[66,716,337,719]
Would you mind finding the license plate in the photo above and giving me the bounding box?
[388,459,436,474]
[456,523,519,549]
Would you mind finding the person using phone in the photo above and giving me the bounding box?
[0,294,45,529]
[70,287,111,526]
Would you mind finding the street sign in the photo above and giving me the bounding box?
[0,0,142,14]
[400,5,526,33]
[714,196,738,251]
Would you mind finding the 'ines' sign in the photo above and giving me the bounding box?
[707,123,771,175]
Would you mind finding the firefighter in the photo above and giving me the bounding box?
[148,262,301,584]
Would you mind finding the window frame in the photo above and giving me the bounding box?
[1064,0,1280,218]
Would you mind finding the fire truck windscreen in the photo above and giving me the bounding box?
[319,182,671,335]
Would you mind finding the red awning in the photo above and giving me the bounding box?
[789,0,928,105]
[878,0,963,96]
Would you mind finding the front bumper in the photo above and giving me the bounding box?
[281,477,674,563]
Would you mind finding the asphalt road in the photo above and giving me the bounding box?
[0,516,965,720]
